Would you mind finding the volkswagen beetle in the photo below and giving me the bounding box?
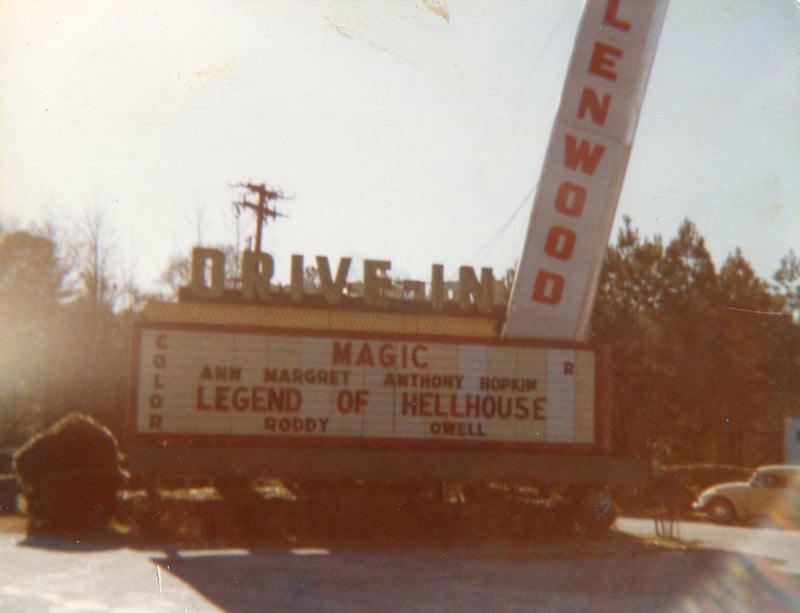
[692,465,800,525]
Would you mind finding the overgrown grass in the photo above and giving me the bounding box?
[112,480,588,547]
[12,461,757,545]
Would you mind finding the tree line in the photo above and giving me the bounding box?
[591,217,799,465]
[1,214,798,466]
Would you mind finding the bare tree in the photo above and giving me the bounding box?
[65,208,119,312]
[160,253,192,300]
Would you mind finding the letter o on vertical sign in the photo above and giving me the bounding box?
[544,226,577,260]
[554,182,586,217]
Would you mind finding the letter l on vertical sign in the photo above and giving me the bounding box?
[503,0,670,341]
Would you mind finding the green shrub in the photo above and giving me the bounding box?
[13,413,127,536]
[615,464,754,515]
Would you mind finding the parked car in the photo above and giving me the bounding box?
[692,465,800,525]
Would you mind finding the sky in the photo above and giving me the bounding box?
[1,0,798,295]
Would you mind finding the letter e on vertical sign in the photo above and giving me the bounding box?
[503,0,670,341]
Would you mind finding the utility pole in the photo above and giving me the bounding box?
[232,182,289,253]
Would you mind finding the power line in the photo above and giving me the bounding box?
[469,183,536,265]
[464,4,573,269]
[231,182,291,253]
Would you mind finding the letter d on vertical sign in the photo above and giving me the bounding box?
[503,0,669,341]
[531,271,564,305]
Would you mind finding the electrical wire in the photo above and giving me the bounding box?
[468,182,535,265]
[465,2,574,268]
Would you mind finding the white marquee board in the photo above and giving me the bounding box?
[133,324,601,447]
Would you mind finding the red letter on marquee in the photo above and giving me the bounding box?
[603,0,632,31]
[554,181,587,217]
[545,226,577,261]
[531,270,565,305]
[589,42,623,81]
[564,134,606,175]
[577,87,611,126]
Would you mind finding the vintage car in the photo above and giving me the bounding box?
[692,465,800,525]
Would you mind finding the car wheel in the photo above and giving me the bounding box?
[589,490,617,529]
[708,498,736,525]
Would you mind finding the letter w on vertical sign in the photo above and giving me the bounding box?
[503,0,670,341]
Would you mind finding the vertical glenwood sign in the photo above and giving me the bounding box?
[133,323,602,447]
[503,0,669,340]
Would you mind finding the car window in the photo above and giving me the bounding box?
[769,474,786,488]
[752,472,785,488]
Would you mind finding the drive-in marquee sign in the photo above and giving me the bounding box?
[132,323,603,448]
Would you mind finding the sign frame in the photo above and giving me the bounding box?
[129,320,611,454]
